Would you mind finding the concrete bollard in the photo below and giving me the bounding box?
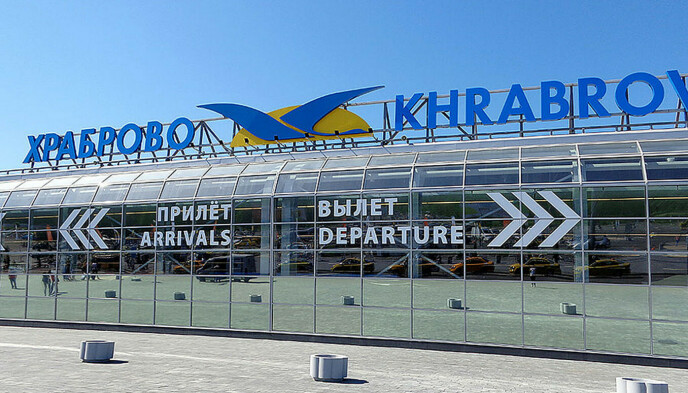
[447,298,462,309]
[250,294,262,303]
[131,277,142,282]
[617,377,669,393]
[561,302,577,315]
[341,296,355,305]
[174,292,186,300]
[310,354,348,382]
[80,340,115,363]
[104,290,117,298]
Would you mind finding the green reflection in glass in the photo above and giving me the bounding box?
[86,275,118,299]
[272,277,314,304]
[466,281,522,313]
[466,312,522,345]
[362,308,410,338]
[413,279,464,310]
[585,317,650,354]
[27,275,56,297]
[56,298,86,321]
[87,299,119,323]
[191,302,229,328]
[651,286,688,321]
[230,303,268,330]
[524,315,583,349]
[273,305,313,333]
[315,306,360,335]
[363,279,410,308]
[652,321,688,357]
[316,278,361,305]
[155,275,191,301]
[0,296,25,318]
[584,285,648,319]
[191,278,230,302]
[120,300,154,324]
[524,282,583,315]
[0,274,26,296]
[26,297,55,320]
[231,277,270,302]
[120,275,155,300]
[412,310,464,341]
[155,301,190,326]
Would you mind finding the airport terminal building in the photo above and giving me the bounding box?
[2,71,688,360]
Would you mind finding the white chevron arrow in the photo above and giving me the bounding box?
[59,208,111,250]
[59,209,81,250]
[487,192,525,247]
[513,192,553,247]
[73,208,94,249]
[538,191,580,248]
[88,208,109,249]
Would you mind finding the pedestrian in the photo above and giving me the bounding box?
[529,267,537,287]
[49,270,57,295]
[8,272,17,289]
[90,261,99,280]
[42,273,51,296]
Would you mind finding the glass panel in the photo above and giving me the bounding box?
[585,318,650,354]
[120,300,153,324]
[585,187,645,218]
[466,312,521,346]
[363,167,411,189]
[413,191,462,220]
[415,150,465,164]
[524,315,583,350]
[44,177,80,188]
[234,175,275,195]
[0,191,9,207]
[648,185,688,217]
[282,160,324,172]
[203,165,245,177]
[272,305,313,333]
[641,139,688,153]
[126,182,162,201]
[585,284,648,317]
[652,286,688,321]
[5,190,37,207]
[413,165,463,188]
[362,308,410,338]
[272,277,314,303]
[135,170,173,182]
[16,178,50,190]
[234,199,270,224]
[315,306,360,335]
[581,158,643,182]
[159,180,198,199]
[275,172,318,193]
[322,156,369,169]
[274,225,314,249]
[273,252,314,276]
[521,145,577,159]
[412,279,464,309]
[3,210,29,231]
[464,163,519,185]
[32,189,66,206]
[645,155,688,180]
[0,180,23,192]
[102,172,139,183]
[317,170,363,191]
[578,142,639,155]
[650,220,688,252]
[467,148,519,161]
[584,253,648,284]
[367,154,415,167]
[316,277,361,305]
[73,174,109,186]
[62,186,97,204]
[651,253,688,285]
[191,303,229,328]
[524,282,583,314]
[87,299,119,323]
[93,184,129,203]
[168,167,208,179]
[230,303,269,330]
[521,160,578,183]
[466,280,522,312]
[652,322,688,357]
[241,162,283,175]
[583,219,647,251]
[196,177,236,198]
[275,197,314,222]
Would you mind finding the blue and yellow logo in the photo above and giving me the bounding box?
[199,86,383,147]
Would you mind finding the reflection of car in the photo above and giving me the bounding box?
[450,256,495,275]
[577,258,631,276]
[388,258,437,277]
[233,237,261,248]
[196,254,257,282]
[274,260,314,274]
[510,257,561,275]
[330,257,374,274]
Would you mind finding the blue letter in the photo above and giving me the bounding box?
[144,121,164,151]
[23,134,44,163]
[667,70,688,110]
[167,117,195,149]
[42,133,60,161]
[97,126,117,156]
[498,84,536,124]
[56,131,77,160]
[615,72,664,116]
[427,90,458,129]
[578,77,610,119]
[541,80,569,121]
[117,123,143,155]
[466,87,493,126]
[395,93,423,130]
[77,128,96,158]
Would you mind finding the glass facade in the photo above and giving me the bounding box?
[1,139,688,358]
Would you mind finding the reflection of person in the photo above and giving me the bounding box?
[529,267,537,287]
[90,262,99,280]
[49,270,57,295]
[42,273,51,295]
[8,272,17,289]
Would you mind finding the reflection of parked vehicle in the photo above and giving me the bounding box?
[330,257,374,274]
[233,236,261,248]
[577,258,631,277]
[450,256,495,275]
[196,254,257,282]
[509,257,561,275]
[274,259,314,274]
[388,258,437,277]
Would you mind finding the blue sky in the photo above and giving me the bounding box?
[1,1,687,170]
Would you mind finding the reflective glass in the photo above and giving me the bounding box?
[650,253,688,285]
[317,170,363,191]
[135,170,173,182]
[197,177,236,198]
[44,177,80,188]
[16,178,50,190]
[315,306,360,335]
[241,162,283,175]
[578,142,638,155]
[281,160,324,172]
[272,305,313,333]
[415,150,465,164]
[93,184,129,203]
[0,191,8,207]
[32,189,66,206]
[467,148,519,161]
[650,220,688,252]
[466,312,521,346]
[524,315,583,350]
[275,172,318,193]
[464,163,519,185]
[413,191,462,219]
[363,167,411,189]
[168,167,208,179]
[645,156,688,180]
[5,190,37,207]
[648,186,688,217]
[521,160,578,183]
[73,174,109,186]
[125,182,163,201]
[102,172,139,183]
[584,253,648,284]
[652,322,688,357]
[585,317,650,354]
[275,197,314,222]
[234,175,275,195]
[585,187,645,218]
[159,180,199,199]
[367,154,415,167]
[581,158,643,182]
[413,165,463,188]
[521,145,576,159]
[362,308,410,338]
[203,165,245,177]
[640,139,688,153]
[0,180,23,192]
[322,156,369,169]
[62,186,97,204]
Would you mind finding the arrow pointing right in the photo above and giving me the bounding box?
[487,192,525,247]
[538,191,581,248]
